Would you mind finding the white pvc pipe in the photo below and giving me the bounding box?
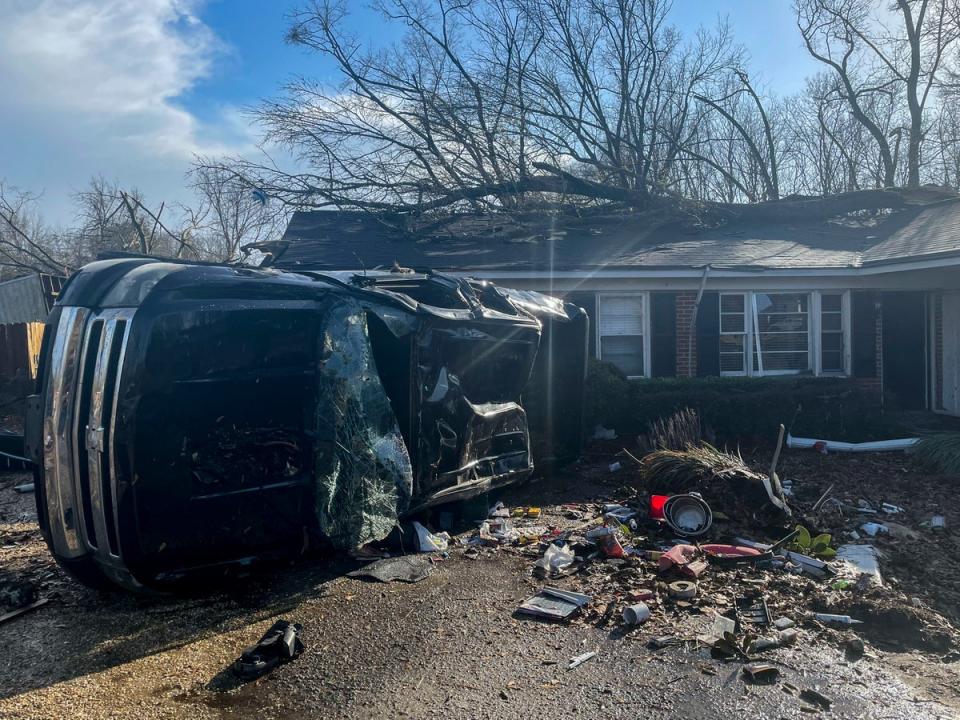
[786,434,919,453]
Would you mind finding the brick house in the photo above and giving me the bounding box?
[261,201,960,415]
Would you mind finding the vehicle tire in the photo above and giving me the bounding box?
[54,555,121,592]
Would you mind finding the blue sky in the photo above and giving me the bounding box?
[0,0,819,226]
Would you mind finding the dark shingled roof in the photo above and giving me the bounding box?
[268,200,960,273]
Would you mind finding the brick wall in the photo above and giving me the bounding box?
[675,291,698,378]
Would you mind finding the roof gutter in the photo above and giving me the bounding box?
[445,252,960,280]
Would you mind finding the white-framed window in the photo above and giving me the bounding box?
[753,292,810,374]
[720,293,748,375]
[598,293,649,378]
[719,291,850,377]
[818,292,847,374]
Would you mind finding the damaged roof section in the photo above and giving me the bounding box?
[264,196,960,273]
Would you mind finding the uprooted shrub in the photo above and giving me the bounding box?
[639,407,711,452]
[914,433,960,475]
[641,443,788,525]
[585,359,901,445]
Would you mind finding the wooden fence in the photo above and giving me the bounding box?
[0,322,44,380]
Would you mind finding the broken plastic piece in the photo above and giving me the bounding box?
[412,521,450,552]
[622,602,651,624]
[743,663,781,684]
[534,543,575,577]
[658,544,698,574]
[814,613,863,626]
[567,650,597,670]
[232,620,304,682]
[702,544,764,565]
[860,522,888,537]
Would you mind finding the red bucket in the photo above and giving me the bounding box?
[649,494,669,520]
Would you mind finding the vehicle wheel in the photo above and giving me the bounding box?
[54,555,121,592]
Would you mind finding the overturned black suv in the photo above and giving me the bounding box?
[25,258,587,591]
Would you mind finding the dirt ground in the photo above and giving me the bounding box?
[2,448,960,719]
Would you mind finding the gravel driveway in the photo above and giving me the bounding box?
[3,459,960,719]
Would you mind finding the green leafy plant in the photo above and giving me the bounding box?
[789,525,836,559]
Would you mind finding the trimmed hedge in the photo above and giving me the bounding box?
[585,360,904,445]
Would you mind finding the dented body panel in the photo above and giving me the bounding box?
[28,259,586,591]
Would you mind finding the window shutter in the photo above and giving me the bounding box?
[564,291,597,358]
[851,291,877,378]
[651,292,676,377]
[696,292,720,377]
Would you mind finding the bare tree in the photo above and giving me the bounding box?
[797,0,960,188]
[216,0,765,216]
[188,163,287,261]
[0,184,69,277]
[208,0,952,227]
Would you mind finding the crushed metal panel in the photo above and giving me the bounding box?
[314,298,414,548]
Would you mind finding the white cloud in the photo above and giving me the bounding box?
[0,0,259,225]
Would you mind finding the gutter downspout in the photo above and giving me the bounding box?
[877,295,885,412]
[688,266,711,376]
[752,292,764,376]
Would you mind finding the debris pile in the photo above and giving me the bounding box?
[425,415,960,684]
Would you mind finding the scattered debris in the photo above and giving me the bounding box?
[860,522,888,537]
[232,620,304,682]
[567,650,597,670]
[658,544,708,578]
[742,663,781,684]
[667,580,698,599]
[346,555,434,584]
[533,543,575,578]
[518,588,592,621]
[736,595,771,626]
[814,613,863,627]
[621,602,651,625]
[0,598,48,626]
[701,543,764,565]
[836,544,883,586]
[12,483,33,494]
[643,444,790,523]
[412,521,450,553]
[662,493,713,537]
